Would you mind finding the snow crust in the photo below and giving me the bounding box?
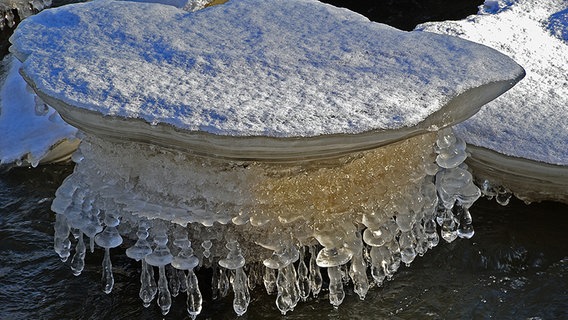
[0,54,77,166]
[417,0,568,166]
[10,0,523,138]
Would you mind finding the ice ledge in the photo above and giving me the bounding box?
[28,75,523,162]
[466,145,568,204]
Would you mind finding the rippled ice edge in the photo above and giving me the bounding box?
[1,165,567,319]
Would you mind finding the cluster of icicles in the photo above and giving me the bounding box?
[52,128,481,317]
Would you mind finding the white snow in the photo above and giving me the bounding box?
[10,0,523,138]
[0,54,77,166]
[417,0,568,166]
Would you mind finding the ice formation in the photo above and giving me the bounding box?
[0,54,78,168]
[0,0,51,30]
[417,0,568,203]
[10,0,524,316]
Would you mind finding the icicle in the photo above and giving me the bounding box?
[247,265,257,291]
[157,265,172,315]
[218,268,230,298]
[125,220,155,307]
[140,260,157,307]
[168,265,180,297]
[308,246,322,298]
[101,247,113,294]
[413,221,429,257]
[275,267,292,315]
[178,269,188,293]
[399,230,417,267]
[454,203,475,239]
[232,268,250,316]
[70,229,86,276]
[439,208,458,243]
[145,221,173,315]
[211,266,220,300]
[327,266,345,308]
[186,269,202,320]
[54,213,71,262]
[297,248,310,301]
[218,240,250,315]
[263,267,277,295]
[348,234,369,300]
[385,239,401,279]
[94,213,123,294]
[424,218,439,249]
[171,227,202,319]
[369,246,388,287]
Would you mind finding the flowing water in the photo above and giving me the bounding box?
[1,1,567,319]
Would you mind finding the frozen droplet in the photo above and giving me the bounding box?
[218,240,245,269]
[95,226,123,249]
[263,245,299,269]
[454,204,475,239]
[496,187,512,206]
[399,231,417,266]
[315,247,353,267]
[201,240,212,259]
[439,209,458,243]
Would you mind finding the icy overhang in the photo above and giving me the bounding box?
[417,0,568,203]
[10,0,524,161]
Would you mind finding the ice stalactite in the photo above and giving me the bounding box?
[47,128,484,317]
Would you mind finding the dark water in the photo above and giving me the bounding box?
[1,165,567,319]
[1,0,568,319]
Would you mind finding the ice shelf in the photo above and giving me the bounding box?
[9,0,525,317]
[0,54,78,168]
[417,0,568,203]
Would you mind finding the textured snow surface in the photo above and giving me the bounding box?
[11,0,523,137]
[0,55,76,166]
[418,0,568,166]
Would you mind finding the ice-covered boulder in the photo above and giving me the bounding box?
[10,0,525,159]
[417,0,568,203]
[10,0,524,317]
